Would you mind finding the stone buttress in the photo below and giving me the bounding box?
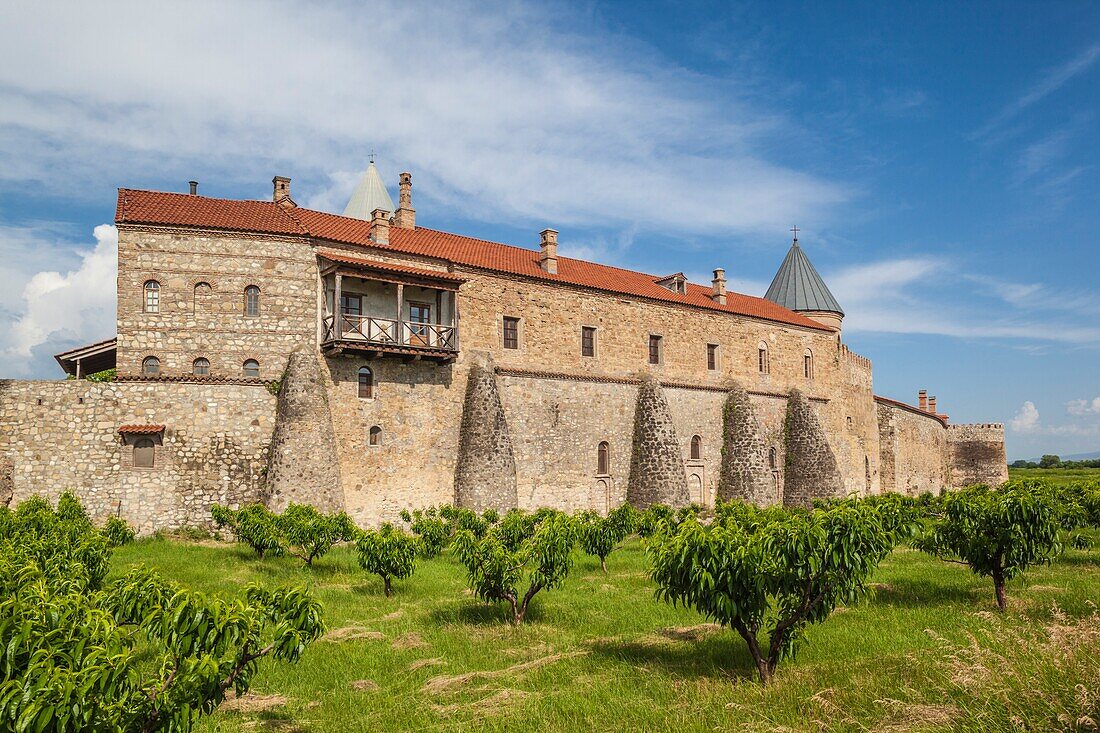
[454,355,518,513]
[627,376,689,508]
[717,383,771,505]
[783,388,844,506]
[265,351,344,512]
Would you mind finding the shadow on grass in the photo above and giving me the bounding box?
[870,578,984,608]
[1056,552,1100,567]
[586,634,756,682]
[427,600,547,626]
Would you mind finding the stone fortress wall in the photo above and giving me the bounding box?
[0,213,1010,531]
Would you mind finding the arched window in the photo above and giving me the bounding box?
[597,441,610,475]
[193,282,211,312]
[142,356,160,376]
[358,366,373,399]
[803,349,814,379]
[192,358,209,376]
[133,437,155,468]
[757,342,770,374]
[244,285,260,316]
[369,425,382,446]
[143,280,160,313]
[769,447,778,469]
[690,435,702,460]
[242,359,260,378]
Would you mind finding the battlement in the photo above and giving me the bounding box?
[840,344,871,369]
[947,422,1008,486]
[948,423,1004,430]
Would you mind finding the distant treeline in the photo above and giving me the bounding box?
[1010,454,1100,469]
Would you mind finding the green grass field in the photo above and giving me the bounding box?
[1009,466,1100,486]
[111,527,1100,732]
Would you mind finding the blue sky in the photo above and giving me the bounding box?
[0,1,1097,459]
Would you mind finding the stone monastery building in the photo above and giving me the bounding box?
[0,164,1008,532]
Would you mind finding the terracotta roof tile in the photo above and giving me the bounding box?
[874,395,948,426]
[118,424,165,434]
[115,189,832,331]
[317,249,466,282]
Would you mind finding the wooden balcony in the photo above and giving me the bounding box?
[322,314,458,362]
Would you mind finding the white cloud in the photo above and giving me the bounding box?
[1068,397,1100,416]
[1010,401,1041,433]
[0,0,848,237]
[0,224,117,376]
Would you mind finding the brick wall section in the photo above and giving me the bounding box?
[948,424,1009,487]
[627,376,689,508]
[876,401,949,495]
[717,382,771,505]
[265,351,343,512]
[0,378,274,534]
[115,228,316,381]
[454,354,517,513]
[783,388,844,506]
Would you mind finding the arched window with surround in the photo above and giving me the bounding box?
[803,348,814,379]
[597,441,610,475]
[133,437,155,468]
[144,280,160,313]
[142,356,160,376]
[193,282,211,312]
[358,366,374,399]
[192,358,209,376]
[690,435,702,460]
[244,285,260,316]
[369,425,382,446]
[768,447,778,469]
[757,342,770,374]
[242,359,260,378]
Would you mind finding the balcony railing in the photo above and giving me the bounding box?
[323,314,457,352]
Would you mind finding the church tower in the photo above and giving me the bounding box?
[763,230,845,331]
[342,158,396,220]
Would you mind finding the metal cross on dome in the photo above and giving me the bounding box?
[790,225,800,242]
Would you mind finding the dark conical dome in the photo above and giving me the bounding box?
[764,238,844,316]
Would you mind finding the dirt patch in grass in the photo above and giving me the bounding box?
[874,699,958,731]
[381,609,405,621]
[423,651,588,694]
[322,625,385,642]
[350,679,380,692]
[408,657,446,672]
[658,623,724,641]
[220,691,288,713]
[392,631,428,650]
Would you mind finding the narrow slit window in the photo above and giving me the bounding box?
[358,366,373,399]
[707,344,718,371]
[581,326,596,357]
[803,349,814,379]
[758,343,770,374]
[597,441,610,475]
[648,335,662,365]
[690,435,702,460]
[769,447,778,469]
[244,285,260,316]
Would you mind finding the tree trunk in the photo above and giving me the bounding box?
[993,571,1006,611]
[384,576,393,597]
[601,556,607,574]
[731,619,771,684]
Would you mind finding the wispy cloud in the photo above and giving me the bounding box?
[1010,399,1100,437]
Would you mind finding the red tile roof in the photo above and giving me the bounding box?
[116,189,832,331]
[317,249,466,283]
[118,424,165,434]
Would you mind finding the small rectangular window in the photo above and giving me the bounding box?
[707,344,718,371]
[502,316,520,349]
[648,335,662,365]
[581,326,596,357]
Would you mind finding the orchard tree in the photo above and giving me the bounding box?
[577,504,637,572]
[648,503,893,684]
[275,504,359,566]
[400,507,449,558]
[453,512,578,624]
[102,516,137,547]
[212,504,285,558]
[357,523,420,596]
[915,482,1062,611]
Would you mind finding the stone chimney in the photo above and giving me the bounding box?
[539,229,559,274]
[919,390,928,411]
[188,180,198,195]
[393,172,416,229]
[711,268,727,305]
[928,395,938,415]
[272,176,295,208]
[371,208,390,245]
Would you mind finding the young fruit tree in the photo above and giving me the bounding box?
[275,504,360,566]
[1,494,324,732]
[648,502,893,684]
[212,503,285,559]
[453,511,578,624]
[357,523,420,596]
[400,506,449,558]
[577,504,637,573]
[915,482,1063,611]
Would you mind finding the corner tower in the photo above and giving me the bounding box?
[764,232,844,331]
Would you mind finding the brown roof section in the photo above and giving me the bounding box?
[116,189,832,331]
[118,424,165,434]
[874,395,948,426]
[317,249,466,283]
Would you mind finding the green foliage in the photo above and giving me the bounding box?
[102,516,136,547]
[439,504,497,539]
[1,493,324,732]
[648,501,894,683]
[577,504,637,572]
[356,523,420,596]
[636,503,676,538]
[915,481,1063,610]
[275,504,359,567]
[400,506,449,558]
[212,503,285,559]
[1039,454,1062,468]
[453,511,578,624]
